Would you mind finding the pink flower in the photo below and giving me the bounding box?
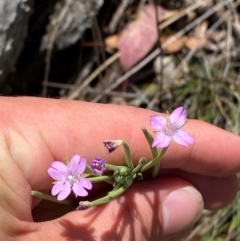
[48,155,92,201]
[150,106,194,148]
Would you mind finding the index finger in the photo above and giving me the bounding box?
[1,97,239,183]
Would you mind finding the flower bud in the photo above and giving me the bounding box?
[103,140,123,153]
[77,201,91,210]
[91,157,106,175]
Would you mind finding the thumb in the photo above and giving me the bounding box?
[28,177,203,241]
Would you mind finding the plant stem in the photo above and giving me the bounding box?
[122,140,134,169]
[31,191,75,206]
[85,185,130,207]
[141,147,168,174]
[132,157,147,173]
[141,127,158,157]
[106,163,126,171]
[87,175,114,183]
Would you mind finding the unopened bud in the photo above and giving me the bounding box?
[103,140,123,153]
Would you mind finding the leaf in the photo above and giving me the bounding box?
[105,34,120,52]
[119,4,164,71]
[160,35,186,53]
[184,36,210,50]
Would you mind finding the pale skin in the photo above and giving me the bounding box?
[0,97,240,241]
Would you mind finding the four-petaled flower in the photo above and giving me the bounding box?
[150,106,194,148]
[91,157,106,174]
[48,155,92,201]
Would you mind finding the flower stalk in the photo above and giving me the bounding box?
[87,175,113,183]
[141,147,168,173]
[31,191,75,206]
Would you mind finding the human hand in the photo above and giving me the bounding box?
[0,97,239,241]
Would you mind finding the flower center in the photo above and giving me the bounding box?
[68,175,76,183]
[94,163,101,170]
[164,116,174,136]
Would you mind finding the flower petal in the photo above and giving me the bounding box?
[70,155,86,176]
[152,132,171,148]
[48,167,67,180]
[57,182,72,201]
[150,115,166,131]
[77,177,93,190]
[172,130,194,147]
[69,155,81,171]
[52,181,71,200]
[51,161,68,173]
[48,161,69,180]
[51,180,65,195]
[73,185,88,197]
[170,106,187,128]
[72,179,92,197]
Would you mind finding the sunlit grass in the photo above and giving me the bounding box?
[166,60,240,240]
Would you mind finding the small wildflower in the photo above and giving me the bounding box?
[103,140,123,153]
[91,157,106,174]
[48,155,92,201]
[150,106,194,148]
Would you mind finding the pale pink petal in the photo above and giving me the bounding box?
[70,156,86,176]
[69,155,81,173]
[150,115,166,131]
[170,107,187,128]
[72,181,91,197]
[57,183,72,201]
[48,161,68,180]
[152,132,171,148]
[51,161,68,174]
[48,167,67,180]
[51,180,66,195]
[172,130,194,147]
[69,155,80,167]
[77,177,92,190]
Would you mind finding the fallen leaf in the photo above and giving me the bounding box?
[160,35,186,53]
[209,30,226,42]
[119,4,164,71]
[160,9,179,21]
[184,36,210,50]
[105,34,120,52]
[194,21,208,38]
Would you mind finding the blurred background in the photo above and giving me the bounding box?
[1,0,240,240]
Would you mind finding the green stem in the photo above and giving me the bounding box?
[31,191,75,206]
[141,147,168,173]
[87,175,114,183]
[85,164,92,173]
[84,185,131,207]
[141,127,158,157]
[132,157,147,174]
[122,140,134,169]
[106,163,126,171]
[111,182,122,192]
[141,127,161,177]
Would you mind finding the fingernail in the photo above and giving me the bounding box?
[162,186,203,235]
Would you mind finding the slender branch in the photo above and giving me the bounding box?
[31,191,75,206]
[141,146,168,173]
